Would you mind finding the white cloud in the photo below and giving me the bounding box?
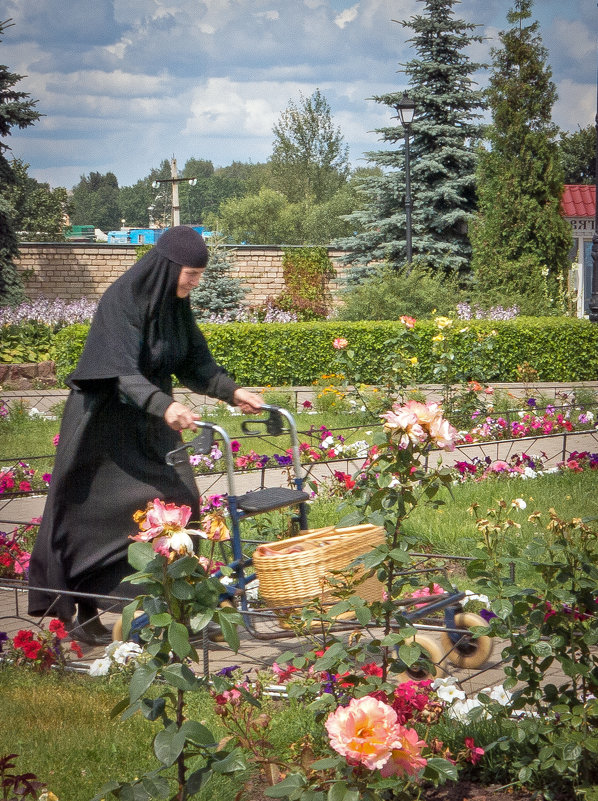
[334,3,359,28]
[553,79,595,132]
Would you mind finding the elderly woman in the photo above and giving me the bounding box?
[28,226,262,644]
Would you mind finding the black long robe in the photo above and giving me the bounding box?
[28,249,238,618]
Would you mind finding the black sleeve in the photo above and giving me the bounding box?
[117,374,173,418]
[175,325,240,404]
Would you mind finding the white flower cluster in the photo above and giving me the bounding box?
[432,676,513,722]
[88,640,144,677]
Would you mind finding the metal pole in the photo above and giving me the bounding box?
[404,123,413,264]
[171,157,180,228]
[590,35,598,322]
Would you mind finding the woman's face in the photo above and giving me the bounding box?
[176,266,205,298]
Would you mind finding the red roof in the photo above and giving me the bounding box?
[561,184,595,217]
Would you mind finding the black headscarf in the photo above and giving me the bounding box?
[69,226,208,387]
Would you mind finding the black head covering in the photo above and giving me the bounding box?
[155,226,208,267]
[68,229,209,385]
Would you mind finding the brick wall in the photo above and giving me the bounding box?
[15,243,351,306]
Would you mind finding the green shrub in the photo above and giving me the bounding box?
[274,247,335,320]
[52,323,89,386]
[15,316,598,388]
[0,322,53,363]
[334,262,460,320]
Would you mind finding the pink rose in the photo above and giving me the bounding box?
[380,725,427,777]
[325,696,398,770]
[333,337,348,350]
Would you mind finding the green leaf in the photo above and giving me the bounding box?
[141,774,170,799]
[168,620,191,659]
[531,641,553,658]
[216,609,240,652]
[398,642,424,667]
[149,612,172,627]
[171,577,196,600]
[154,724,187,767]
[140,697,166,722]
[189,609,215,632]
[211,748,247,774]
[490,598,513,619]
[327,782,359,801]
[308,758,339,770]
[424,757,459,782]
[129,665,158,703]
[121,600,140,641]
[185,767,208,794]
[90,780,122,801]
[180,720,218,746]
[161,662,200,691]
[128,541,158,570]
[265,773,307,798]
[167,555,199,578]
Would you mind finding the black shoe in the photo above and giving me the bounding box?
[69,617,113,647]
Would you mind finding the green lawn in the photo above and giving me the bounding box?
[0,668,316,801]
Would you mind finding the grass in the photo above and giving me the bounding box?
[1,412,597,798]
[0,667,318,801]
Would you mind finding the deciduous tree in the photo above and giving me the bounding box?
[270,88,349,205]
[70,171,121,232]
[6,158,71,240]
[558,124,595,185]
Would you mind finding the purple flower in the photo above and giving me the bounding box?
[527,398,537,408]
[216,665,240,677]
[0,632,8,653]
[273,454,293,466]
[479,608,497,622]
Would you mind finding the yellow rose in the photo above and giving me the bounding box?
[432,334,445,342]
[409,357,418,365]
[434,316,453,329]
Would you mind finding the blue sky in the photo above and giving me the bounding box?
[2,0,597,190]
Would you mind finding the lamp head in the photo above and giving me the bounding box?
[395,92,416,126]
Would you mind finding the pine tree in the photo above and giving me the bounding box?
[338,0,486,282]
[189,235,248,321]
[0,19,41,305]
[470,0,572,301]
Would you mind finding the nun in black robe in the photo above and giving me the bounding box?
[27,226,262,643]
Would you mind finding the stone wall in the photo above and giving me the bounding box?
[14,243,350,306]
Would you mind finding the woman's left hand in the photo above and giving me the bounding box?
[233,388,264,414]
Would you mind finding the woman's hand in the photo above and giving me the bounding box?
[233,388,264,414]
[164,401,201,432]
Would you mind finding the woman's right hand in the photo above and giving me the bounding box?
[164,401,201,432]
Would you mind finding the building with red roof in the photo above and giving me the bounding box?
[561,185,595,316]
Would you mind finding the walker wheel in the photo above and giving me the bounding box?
[440,612,493,669]
[112,610,144,642]
[394,633,447,683]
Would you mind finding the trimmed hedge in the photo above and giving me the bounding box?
[46,317,598,388]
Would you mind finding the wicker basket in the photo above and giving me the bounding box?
[253,524,385,620]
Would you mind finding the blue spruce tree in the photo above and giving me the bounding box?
[337,0,486,283]
[189,235,248,321]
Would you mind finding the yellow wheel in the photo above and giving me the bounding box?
[394,633,447,683]
[440,612,493,669]
[112,610,144,642]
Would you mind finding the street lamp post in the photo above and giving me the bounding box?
[394,92,416,266]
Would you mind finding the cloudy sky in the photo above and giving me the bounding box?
[2,0,597,190]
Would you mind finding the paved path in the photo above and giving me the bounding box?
[2,428,597,695]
